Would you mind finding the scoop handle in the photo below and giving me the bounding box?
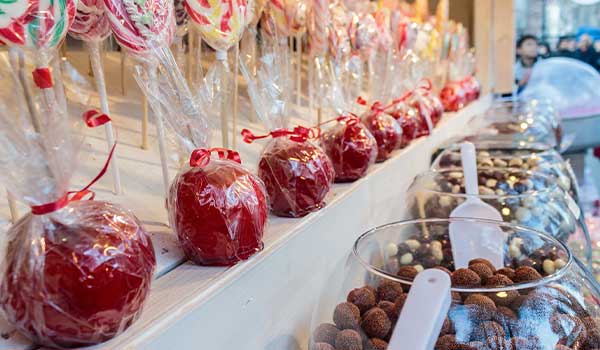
[461,141,479,196]
[388,269,452,350]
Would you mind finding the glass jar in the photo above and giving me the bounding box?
[405,168,591,266]
[309,218,600,350]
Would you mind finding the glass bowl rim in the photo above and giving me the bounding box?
[433,142,559,163]
[352,218,574,293]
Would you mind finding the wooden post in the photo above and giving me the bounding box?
[492,0,515,94]
[474,0,494,94]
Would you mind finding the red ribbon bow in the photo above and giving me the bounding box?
[189,148,242,167]
[241,126,320,144]
[29,110,116,215]
[32,68,54,89]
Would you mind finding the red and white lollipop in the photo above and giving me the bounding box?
[69,0,111,41]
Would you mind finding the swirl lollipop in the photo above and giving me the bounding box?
[69,0,122,195]
[104,0,176,194]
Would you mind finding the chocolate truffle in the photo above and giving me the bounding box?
[365,338,387,350]
[464,294,497,320]
[510,336,530,350]
[348,287,377,314]
[397,266,419,280]
[512,266,542,283]
[335,329,363,350]
[378,301,398,322]
[313,323,340,346]
[469,263,494,283]
[377,280,404,302]
[436,334,457,350]
[451,269,482,287]
[440,317,453,336]
[312,342,336,350]
[435,266,452,276]
[334,302,361,330]
[470,321,505,342]
[495,268,516,281]
[483,335,509,350]
[360,308,391,339]
[484,274,514,287]
[394,294,408,313]
[469,258,496,273]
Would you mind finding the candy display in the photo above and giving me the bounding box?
[310,219,600,350]
[320,115,378,183]
[168,149,268,265]
[406,168,592,264]
[0,57,155,348]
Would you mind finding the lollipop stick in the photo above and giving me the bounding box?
[187,28,195,83]
[9,48,37,129]
[233,44,240,149]
[216,50,230,148]
[146,66,170,196]
[120,50,126,95]
[6,190,19,223]
[295,34,302,106]
[308,55,314,112]
[142,95,149,149]
[196,36,203,80]
[88,41,123,194]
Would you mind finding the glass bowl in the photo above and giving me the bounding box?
[431,142,579,201]
[404,168,591,265]
[309,218,600,350]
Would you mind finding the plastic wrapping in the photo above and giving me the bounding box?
[185,0,252,52]
[405,168,592,265]
[307,0,329,57]
[520,57,600,118]
[167,149,268,265]
[240,26,334,218]
[310,218,600,350]
[0,55,156,348]
[69,0,111,42]
[360,105,402,163]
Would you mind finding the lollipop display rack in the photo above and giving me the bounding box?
[0,0,594,349]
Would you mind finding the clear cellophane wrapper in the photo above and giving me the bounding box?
[240,23,335,218]
[319,58,377,183]
[0,55,156,348]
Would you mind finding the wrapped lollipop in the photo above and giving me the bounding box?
[173,0,189,69]
[69,0,123,194]
[103,0,177,194]
[240,35,334,218]
[0,56,155,348]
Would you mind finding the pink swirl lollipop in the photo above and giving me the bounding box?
[307,0,328,57]
[103,0,174,54]
[69,0,111,41]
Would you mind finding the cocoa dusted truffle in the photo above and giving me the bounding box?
[469,258,496,272]
[394,294,408,313]
[512,266,542,283]
[495,268,516,281]
[335,329,363,350]
[397,266,419,280]
[484,274,514,287]
[464,294,497,320]
[312,343,336,350]
[550,313,586,347]
[469,263,494,282]
[482,335,509,350]
[313,323,340,346]
[377,280,403,302]
[470,321,505,342]
[440,317,453,336]
[451,268,481,287]
[510,337,530,350]
[333,302,361,330]
[347,287,377,314]
[436,334,457,350]
[360,308,391,339]
[435,266,452,276]
[378,301,398,322]
[365,338,387,350]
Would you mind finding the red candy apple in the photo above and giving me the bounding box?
[168,149,268,266]
[361,108,402,162]
[388,103,420,148]
[410,98,434,137]
[258,138,334,218]
[440,81,467,112]
[0,201,156,348]
[461,76,481,103]
[429,95,444,125]
[320,117,377,182]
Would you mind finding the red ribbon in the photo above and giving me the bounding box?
[83,109,112,127]
[29,111,116,215]
[32,68,53,89]
[189,148,242,167]
[241,126,320,144]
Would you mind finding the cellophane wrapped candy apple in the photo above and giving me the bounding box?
[359,101,402,163]
[388,102,421,148]
[240,36,335,218]
[168,149,268,265]
[135,42,267,266]
[440,81,467,112]
[320,115,378,182]
[0,56,155,348]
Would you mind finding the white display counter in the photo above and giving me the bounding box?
[0,52,491,350]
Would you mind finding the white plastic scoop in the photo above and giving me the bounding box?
[449,142,505,269]
[388,269,452,350]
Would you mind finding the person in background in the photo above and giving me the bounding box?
[515,34,539,91]
[538,42,552,59]
[575,34,599,70]
[554,35,577,58]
